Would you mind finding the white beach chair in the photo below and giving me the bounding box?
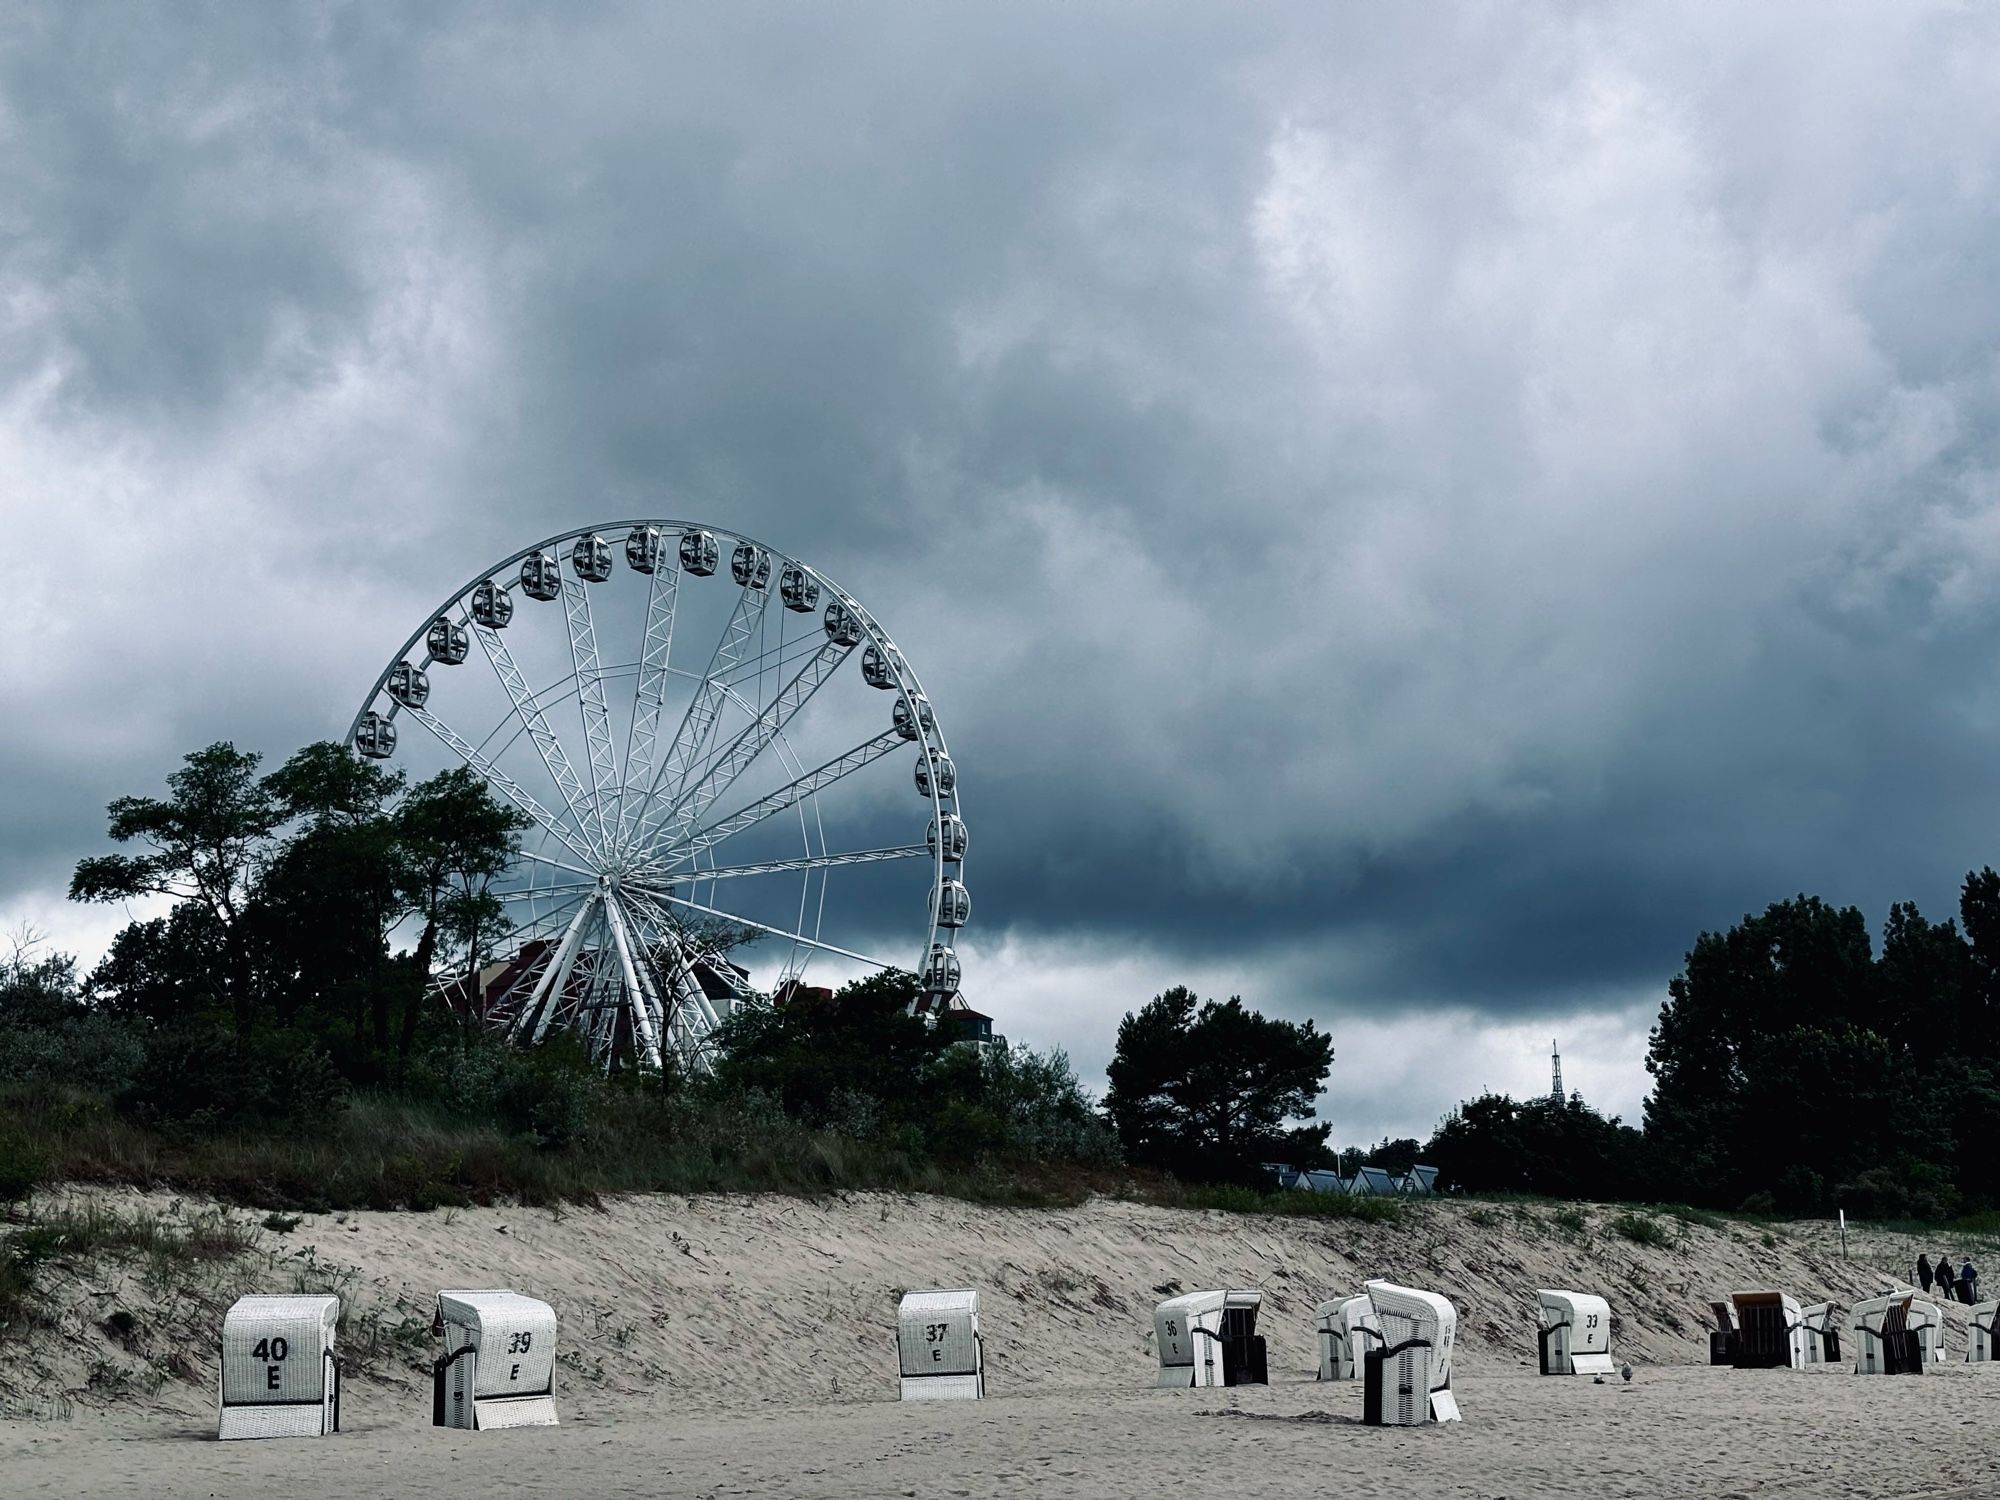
[1799,1302,1842,1365]
[1362,1280,1459,1424]
[1908,1297,1945,1363]
[432,1290,559,1429]
[1154,1289,1266,1389]
[1536,1290,1614,1376]
[1967,1299,1998,1363]
[1315,1293,1382,1381]
[218,1295,340,1440]
[898,1289,983,1400]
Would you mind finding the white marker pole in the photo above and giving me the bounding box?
[1838,1209,1847,1260]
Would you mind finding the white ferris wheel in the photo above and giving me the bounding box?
[347,522,968,1074]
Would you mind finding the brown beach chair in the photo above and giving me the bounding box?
[1730,1291,1801,1369]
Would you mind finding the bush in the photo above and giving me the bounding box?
[119,1025,347,1131]
[1550,1205,1589,1237]
[1837,1160,1962,1223]
[1609,1211,1673,1248]
[0,1130,47,1204]
[0,1013,145,1096]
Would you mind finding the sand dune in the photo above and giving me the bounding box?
[2,1189,1997,1496]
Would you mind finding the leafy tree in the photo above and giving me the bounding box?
[1878,900,1975,1065]
[1426,1092,1649,1200]
[1643,895,1879,1202]
[0,932,146,1096]
[709,969,945,1130]
[72,738,530,1090]
[70,743,282,1033]
[1957,867,2000,1058]
[390,767,531,1062]
[926,1042,1121,1164]
[1362,1136,1422,1175]
[1102,986,1334,1185]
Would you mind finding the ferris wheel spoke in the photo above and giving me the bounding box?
[615,558,682,849]
[401,703,600,868]
[714,629,830,693]
[673,729,906,862]
[623,892,754,1001]
[561,579,620,852]
[512,848,599,880]
[619,893,744,1039]
[648,845,928,885]
[624,903,725,1046]
[602,894,664,1070]
[653,640,856,849]
[472,622,604,859]
[642,888,895,969]
[627,583,770,843]
[494,881,598,903]
[514,893,598,1043]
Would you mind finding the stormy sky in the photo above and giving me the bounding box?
[5,2,2000,1147]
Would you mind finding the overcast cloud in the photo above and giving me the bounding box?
[4,2,1999,1145]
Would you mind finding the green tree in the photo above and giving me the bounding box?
[1643,895,1878,1202]
[709,970,945,1129]
[1362,1136,1422,1175]
[1102,986,1334,1185]
[70,743,283,1034]
[390,767,532,1064]
[73,738,531,1089]
[1957,868,2000,1058]
[1427,1092,1648,1199]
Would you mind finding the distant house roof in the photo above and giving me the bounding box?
[771,978,834,1007]
[1351,1166,1399,1195]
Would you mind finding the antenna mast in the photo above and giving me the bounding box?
[1551,1039,1564,1101]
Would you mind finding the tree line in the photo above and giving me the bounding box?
[8,735,2000,1221]
[0,740,1117,1210]
[1425,883,2000,1220]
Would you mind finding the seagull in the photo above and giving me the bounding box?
[1621,1363,1634,1382]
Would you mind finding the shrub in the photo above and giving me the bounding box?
[1550,1205,1589,1237]
[0,1130,47,1204]
[1609,1211,1673,1248]
[119,1025,346,1131]
[1836,1161,1962,1224]
[0,1013,145,1096]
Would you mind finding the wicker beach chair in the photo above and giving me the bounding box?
[1707,1299,1738,1366]
[1853,1295,1922,1376]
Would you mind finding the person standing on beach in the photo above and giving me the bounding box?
[1935,1255,1957,1303]
[1961,1259,1978,1304]
[1918,1254,1934,1294]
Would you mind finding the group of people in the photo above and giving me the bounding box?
[1916,1253,1981,1304]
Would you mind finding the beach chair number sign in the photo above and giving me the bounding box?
[251,1338,289,1388]
[1164,1318,1183,1363]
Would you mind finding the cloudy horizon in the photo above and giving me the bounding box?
[5,2,1999,1147]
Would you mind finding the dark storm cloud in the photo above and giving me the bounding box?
[6,0,2000,1122]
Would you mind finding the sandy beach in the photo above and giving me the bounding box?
[2,1191,1996,1497]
